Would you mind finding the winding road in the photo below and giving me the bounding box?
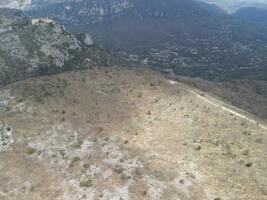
[168,80,267,130]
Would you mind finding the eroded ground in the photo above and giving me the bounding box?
[0,68,266,200]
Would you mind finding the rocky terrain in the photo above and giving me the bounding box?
[0,68,266,200]
[0,8,115,86]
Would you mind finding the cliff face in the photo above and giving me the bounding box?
[0,8,115,85]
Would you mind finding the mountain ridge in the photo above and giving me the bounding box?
[198,0,267,14]
[233,7,267,26]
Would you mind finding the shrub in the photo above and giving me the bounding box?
[79,179,93,188]
[27,147,36,155]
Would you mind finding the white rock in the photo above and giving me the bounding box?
[84,33,94,46]
[0,121,13,151]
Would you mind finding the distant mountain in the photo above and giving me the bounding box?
[0,8,115,85]
[198,0,267,14]
[233,7,267,26]
[21,0,267,81]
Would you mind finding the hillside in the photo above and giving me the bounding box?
[176,76,267,120]
[0,68,266,200]
[0,8,115,86]
[21,0,267,81]
[233,7,267,26]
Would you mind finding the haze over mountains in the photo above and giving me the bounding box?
[1,0,267,116]
[199,0,267,13]
[6,0,264,81]
[234,6,267,26]
[0,1,267,107]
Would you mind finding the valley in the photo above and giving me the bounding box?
[23,0,267,81]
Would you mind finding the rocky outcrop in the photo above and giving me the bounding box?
[0,8,115,86]
[0,121,13,151]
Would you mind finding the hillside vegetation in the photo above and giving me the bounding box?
[176,76,267,120]
[0,68,266,200]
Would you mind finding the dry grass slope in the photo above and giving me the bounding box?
[0,68,266,200]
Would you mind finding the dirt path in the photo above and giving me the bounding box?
[169,80,267,130]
